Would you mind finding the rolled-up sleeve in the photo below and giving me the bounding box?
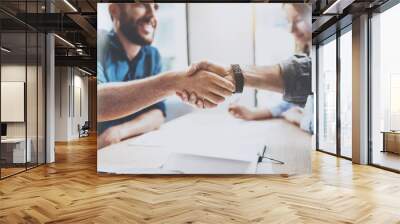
[97,62,107,84]
[279,54,312,107]
[269,101,294,118]
[300,95,314,134]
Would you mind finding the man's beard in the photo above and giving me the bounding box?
[119,14,155,46]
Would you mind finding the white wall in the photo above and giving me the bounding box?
[72,74,89,138]
[55,67,68,141]
[188,3,254,65]
[55,67,89,141]
[187,3,255,109]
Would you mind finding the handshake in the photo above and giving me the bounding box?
[173,61,237,108]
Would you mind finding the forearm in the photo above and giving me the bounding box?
[194,61,284,94]
[98,72,179,122]
[241,65,284,93]
[250,108,273,120]
[283,115,301,126]
[112,109,165,141]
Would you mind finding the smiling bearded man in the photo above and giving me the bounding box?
[97,3,166,148]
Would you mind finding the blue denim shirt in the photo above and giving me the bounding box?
[269,99,313,134]
[300,95,314,135]
[97,30,166,134]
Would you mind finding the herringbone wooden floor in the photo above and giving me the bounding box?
[1,135,400,224]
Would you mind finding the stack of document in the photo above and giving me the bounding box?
[130,112,266,162]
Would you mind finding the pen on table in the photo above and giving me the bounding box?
[258,146,267,163]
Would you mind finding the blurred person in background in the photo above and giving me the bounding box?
[179,3,314,134]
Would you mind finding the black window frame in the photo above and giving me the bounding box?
[315,19,353,160]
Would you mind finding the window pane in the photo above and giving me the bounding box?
[340,30,352,158]
[371,3,400,171]
[318,38,337,154]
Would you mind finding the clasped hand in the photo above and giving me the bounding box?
[176,61,235,108]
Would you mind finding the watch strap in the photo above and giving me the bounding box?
[231,64,244,93]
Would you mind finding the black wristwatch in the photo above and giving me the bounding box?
[231,64,244,93]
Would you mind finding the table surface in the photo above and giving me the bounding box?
[1,138,27,144]
[98,111,311,174]
[381,131,400,134]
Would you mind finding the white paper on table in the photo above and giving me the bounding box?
[163,153,256,174]
[161,142,262,163]
[97,146,170,173]
[132,112,264,144]
[128,112,267,162]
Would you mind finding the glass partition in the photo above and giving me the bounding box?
[27,31,38,169]
[0,0,46,179]
[317,37,337,154]
[1,31,28,177]
[339,29,352,158]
